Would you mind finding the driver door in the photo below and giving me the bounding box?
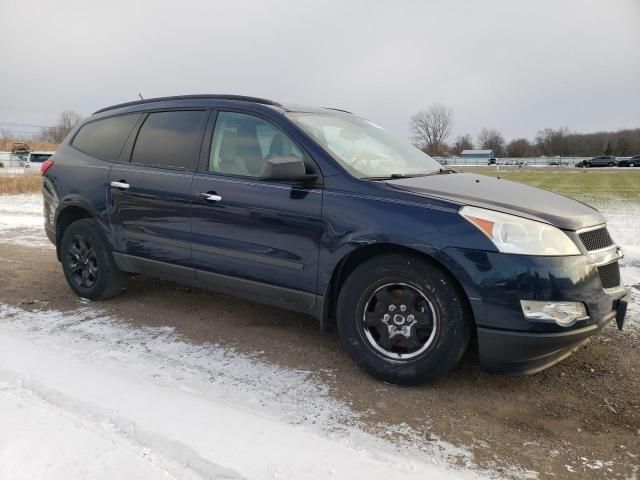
[189,110,324,313]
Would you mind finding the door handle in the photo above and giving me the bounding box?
[110,181,130,189]
[198,192,222,202]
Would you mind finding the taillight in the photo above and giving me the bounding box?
[40,159,54,176]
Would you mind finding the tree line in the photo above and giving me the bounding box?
[411,103,640,157]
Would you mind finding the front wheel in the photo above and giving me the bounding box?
[60,219,127,300]
[608,162,615,167]
[336,254,471,385]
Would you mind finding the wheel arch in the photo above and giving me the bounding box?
[319,243,476,332]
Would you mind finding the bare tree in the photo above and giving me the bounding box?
[477,128,505,156]
[410,103,454,156]
[452,134,473,155]
[506,138,530,157]
[38,110,82,144]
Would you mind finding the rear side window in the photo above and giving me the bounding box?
[131,110,207,170]
[73,114,141,161]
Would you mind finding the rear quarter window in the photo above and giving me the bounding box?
[72,114,141,161]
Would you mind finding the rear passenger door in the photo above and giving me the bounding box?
[107,109,209,277]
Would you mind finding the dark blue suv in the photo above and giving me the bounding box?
[41,95,629,385]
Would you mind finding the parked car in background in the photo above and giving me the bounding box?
[617,156,639,167]
[41,94,629,385]
[24,151,55,168]
[577,156,617,168]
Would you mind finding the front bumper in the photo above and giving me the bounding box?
[435,247,629,375]
[478,295,628,374]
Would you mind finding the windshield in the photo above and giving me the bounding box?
[286,112,443,178]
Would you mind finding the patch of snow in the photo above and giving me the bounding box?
[0,194,52,248]
[594,201,639,268]
[0,304,490,480]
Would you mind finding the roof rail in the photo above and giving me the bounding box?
[325,107,353,114]
[93,94,282,115]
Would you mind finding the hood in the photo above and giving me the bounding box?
[385,173,605,231]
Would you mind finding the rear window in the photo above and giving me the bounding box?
[72,114,141,161]
[30,154,52,162]
[131,110,207,170]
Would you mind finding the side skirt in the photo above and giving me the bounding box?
[112,253,322,319]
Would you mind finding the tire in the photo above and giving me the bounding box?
[630,162,636,168]
[336,254,471,385]
[608,162,615,167]
[60,218,127,300]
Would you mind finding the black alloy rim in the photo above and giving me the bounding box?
[67,234,98,288]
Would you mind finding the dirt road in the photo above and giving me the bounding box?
[1,238,638,479]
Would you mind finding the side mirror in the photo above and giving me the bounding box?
[259,156,317,182]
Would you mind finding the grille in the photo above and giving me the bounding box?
[579,227,613,252]
[597,261,621,289]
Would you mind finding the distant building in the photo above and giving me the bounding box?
[461,149,495,160]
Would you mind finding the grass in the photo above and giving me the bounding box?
[459,168,640,203]
[0,139,58,152]
[0,175,43,195]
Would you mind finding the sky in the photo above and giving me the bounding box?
[0,0,639,143]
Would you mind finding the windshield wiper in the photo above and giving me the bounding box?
[427,168,456,175]
[362,169,456,181]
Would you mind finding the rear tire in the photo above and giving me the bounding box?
[608,162,615,167]
[336,254,471,385]
[60,219,127,300]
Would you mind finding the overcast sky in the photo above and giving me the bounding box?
[1,0,638,142]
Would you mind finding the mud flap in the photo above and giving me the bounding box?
[616,293,629,331]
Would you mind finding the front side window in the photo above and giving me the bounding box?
[131,110,207,170]
[209,111,303,177]
[73,114,141,161]
[286,112,442,179]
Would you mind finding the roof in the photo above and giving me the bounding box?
[93,94,282,115]
[92,95,355,116]
[461,149,494,155]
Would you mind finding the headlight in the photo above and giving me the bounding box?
[459,206,580,256]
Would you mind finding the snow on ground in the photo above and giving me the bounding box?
[0,194,52,248]
[0,304,485,480]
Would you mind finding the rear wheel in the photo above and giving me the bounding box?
[608,162,615,167]
[336,254,471,385]
[629,162,636,167]
[60,219,127,300]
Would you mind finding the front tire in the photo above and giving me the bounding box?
[60,219,127,300]
[336,254,471,385]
